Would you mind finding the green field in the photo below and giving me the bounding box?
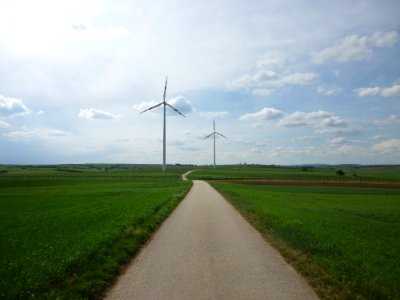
[2,164,399,299]
[0,165,192,299]
[189,165,400,182]
[210,182,400,299]
[0,164,191,178]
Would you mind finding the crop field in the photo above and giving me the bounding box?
[0,165,192,299]
[189,165,400,182]
[2,164,399,299]
[0,163,192,178]
[210,181,400,299]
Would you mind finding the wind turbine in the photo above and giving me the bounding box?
[204,119,226,169]
[140,77,185,172]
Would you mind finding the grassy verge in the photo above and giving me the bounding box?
[210,182,400,300]
[0,169,191,299]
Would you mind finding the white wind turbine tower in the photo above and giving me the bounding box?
[204,119,226,169]
[140,77,185,172]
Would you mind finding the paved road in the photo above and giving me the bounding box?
[181,170,194,181]
[105,180,318,300]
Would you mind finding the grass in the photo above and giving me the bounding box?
[353,165,400,180]
[2,164,398,299]
[189,165,400,182]
[0,166,192,299]
[0,164,192,178]
[210,182,400,299]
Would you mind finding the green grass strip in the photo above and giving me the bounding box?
[0,177,192,299]
[211,182,400,300]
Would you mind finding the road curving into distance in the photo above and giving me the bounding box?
[105,180,318,300]
[181,170,194,181]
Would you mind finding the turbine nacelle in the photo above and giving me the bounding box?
[139,101,186,117]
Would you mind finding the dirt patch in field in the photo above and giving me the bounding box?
[216,180,400,189]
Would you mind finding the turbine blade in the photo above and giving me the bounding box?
[166,103,186,117]
[139,102,163,114]
[204,132,214,139]
[163,76,168,102]
[215,132,227,138]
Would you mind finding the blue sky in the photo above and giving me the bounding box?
[0,0,399,165]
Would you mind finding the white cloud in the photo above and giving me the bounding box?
[279,110,360,136]
[199,111,229,118]
[385,114,400,124]
[0,120,10,128]
[372,135,382,140]
[270,146,316,157]
[334,144,356,154]
[292,135,318,142]
[0,95,31,117]
[316,126,362,136]
[372,138,400,154]
[133,101,159,112]
[313,34,371,64]
[371,31,399,47]
[373,114,400,126]
[381,84,400,97]
[279,112,310,127]
[240,107,283,121]
[48,130,71,137]
[256,52,285,69]
[168,96,195,115]
[354,87,381,97]
[228,74,253,89]
[233,53,318,91]
[250,147,262,154]
[279,111,332,127]
[3,130,38,140]
[3,128,71,140]
[354,84,400,97]
[252,88,273,96]
[280,72,318,85]
[253,70,280,83]
[330,137,349,144]
[228,71,318,90]
[321,116,347,127]
[317,87,339,96]
[78,108,117,120]
[313,31,399,64]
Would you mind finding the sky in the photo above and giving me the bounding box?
[0,0,400,166]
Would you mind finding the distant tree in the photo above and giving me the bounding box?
[336,169,345,176]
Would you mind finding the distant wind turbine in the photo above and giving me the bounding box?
[204,119,226,169]
[140,77,185,172]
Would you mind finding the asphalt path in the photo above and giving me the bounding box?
[105,180,318,300]
[181,170,194,181]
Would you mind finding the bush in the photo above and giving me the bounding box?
[336,170,345,176]
[301,166,313,172]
